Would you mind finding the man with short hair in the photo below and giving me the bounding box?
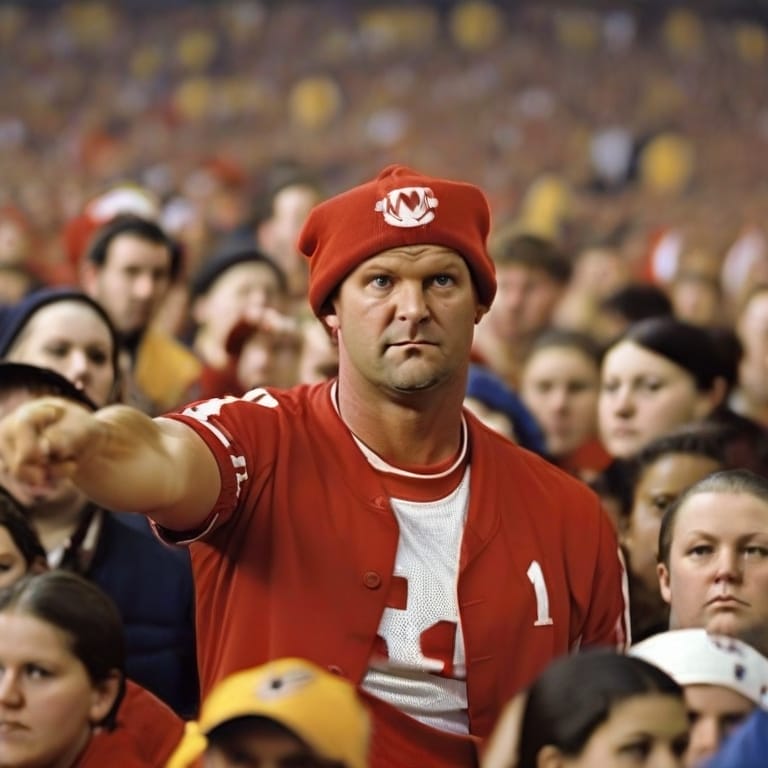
[0,165,627,767]
[81,214,201,413]
[472,232,572,388]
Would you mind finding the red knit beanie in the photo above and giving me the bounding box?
[299,164,496,315]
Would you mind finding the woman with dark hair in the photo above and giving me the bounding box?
[0,570,136,766]
[598,316,727,461]
[515,649,689,768]
[0,519,184,767]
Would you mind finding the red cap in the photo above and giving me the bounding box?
[299,164,496,315]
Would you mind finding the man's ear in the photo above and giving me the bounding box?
[320,313,340,343]
[474,304,489,324]
[657,562,672,605]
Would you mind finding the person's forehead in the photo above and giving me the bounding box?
[24,300,110,333]
[496,262,554,282]
[641,453,721,482]
[526,345,597,373]
[675,491,768,526]
[604,341,682,373]
[104,232,171,265]
[364,243,464,261]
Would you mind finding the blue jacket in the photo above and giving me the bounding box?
[704,709,768,768]
[89,511,198,717]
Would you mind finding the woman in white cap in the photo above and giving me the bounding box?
[631,628,768,767]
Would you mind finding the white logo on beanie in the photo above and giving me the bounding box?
[375,186,439,227]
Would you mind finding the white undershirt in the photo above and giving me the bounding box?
[331,383,471,734]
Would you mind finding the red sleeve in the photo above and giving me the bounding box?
[154,390,281,542]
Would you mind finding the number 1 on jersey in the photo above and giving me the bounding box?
[527,560,554,626]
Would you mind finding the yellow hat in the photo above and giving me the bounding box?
[165,658,371,768]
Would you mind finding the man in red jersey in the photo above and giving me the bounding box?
[0,165,628,767]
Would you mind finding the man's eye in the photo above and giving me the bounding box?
[433,274,454,287]
[371,276,391,288]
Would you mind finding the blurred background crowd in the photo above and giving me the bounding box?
[2,3,768,767]
[1,0,767,294]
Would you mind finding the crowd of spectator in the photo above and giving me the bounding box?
[1,2,768,767]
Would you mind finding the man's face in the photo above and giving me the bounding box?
[204,719,342,768]
[683,684,755,768]
[259,184,319,299]
[484,264,563,343]
[87,233,172,336]
[658,490,768,656]
[325,245,484,400]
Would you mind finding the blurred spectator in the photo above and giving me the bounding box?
[512,649,688,768]
[464,363,547,454]
[0,287,123,407]
[594,282,674,345]
[81,215,201,413]
[473,233,572,388]
[166,657,371,768]
[598,316,727,461]
[631,629,768,767]
[519,328,610,479]
[733,284,768,427]
[622,426,725,641]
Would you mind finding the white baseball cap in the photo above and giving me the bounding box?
[630,629,768,708]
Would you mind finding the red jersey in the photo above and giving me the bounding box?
[162,380,629,766]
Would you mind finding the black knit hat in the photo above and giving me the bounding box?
[0,362,96,410]
[0,287,121,392]
[190,247,287,299]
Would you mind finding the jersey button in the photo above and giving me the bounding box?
[362,571,382,589]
